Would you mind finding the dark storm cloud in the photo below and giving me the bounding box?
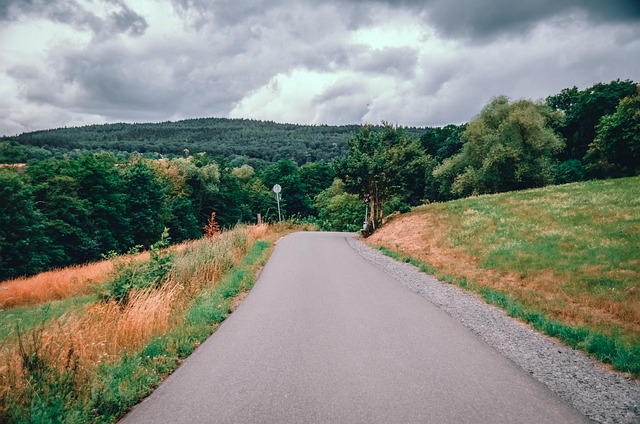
[0,0,147,37]
[425,0,640,39]
[343,0,640,39]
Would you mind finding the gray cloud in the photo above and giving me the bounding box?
[342,0,640,40]
[1,0,639,136]
[0,0,148,37]
[355,46,420,78]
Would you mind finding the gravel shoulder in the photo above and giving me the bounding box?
[347,235,640,424]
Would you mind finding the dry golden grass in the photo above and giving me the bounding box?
[0,284,179,402]
[0,261,113,309]
[0,245,196,310]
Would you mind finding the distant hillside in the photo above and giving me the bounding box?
[0,118,426,166]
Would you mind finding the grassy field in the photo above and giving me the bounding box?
[0,222,309,423]
[368,176,640,374]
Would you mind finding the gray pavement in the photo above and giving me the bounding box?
[120,232,590,424]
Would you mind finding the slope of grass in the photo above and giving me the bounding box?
[368,176,640,374]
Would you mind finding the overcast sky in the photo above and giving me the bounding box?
[1,0,639,136]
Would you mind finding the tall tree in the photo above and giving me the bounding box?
[546,80,637,164]
[585,87,640,178]
[419,124,466,163]
[27,159,98,265]
[0,169,52,280]
[314,179,363,232]
[123,159,168,247]
[260,159,313,218]
[433,97,564,197]
[336,124,427,230]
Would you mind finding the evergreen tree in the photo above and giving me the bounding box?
[123,159,168,247]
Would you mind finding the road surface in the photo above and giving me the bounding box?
[121,232,589,423]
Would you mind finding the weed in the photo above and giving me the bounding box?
[100,228,174,304]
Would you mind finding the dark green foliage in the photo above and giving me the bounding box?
[315,179,363,232]
[123,161,169,247]
[203,159,251,228]
[166,195,201,241]
[0,168,52,279]
[585,87,640,178]
[259,159,315,219]
[336,125,429,229]
[555,159,586,184]
[0,142,52,163]
[419,124,466,163]
[1,118,427,165]
[546,79,637,166]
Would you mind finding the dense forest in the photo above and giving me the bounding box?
[0,119,425,167]
[1,79,638,280]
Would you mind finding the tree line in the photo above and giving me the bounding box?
[332,80,639,231]
[0,154,334,280]
[1,79,638,279]
[0,118,424,167]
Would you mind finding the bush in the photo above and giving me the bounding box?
[100,229,174,304]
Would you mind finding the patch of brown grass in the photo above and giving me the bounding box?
[0,261,113,309]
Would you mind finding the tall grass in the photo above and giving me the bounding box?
[0,261,113,309]
[0,223,290,422]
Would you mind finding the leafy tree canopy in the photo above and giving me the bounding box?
[546,79,637,162]
[433,97,564,197]
[585,86,640,178]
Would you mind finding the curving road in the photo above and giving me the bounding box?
[120,232,589,424]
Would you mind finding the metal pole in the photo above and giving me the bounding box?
[276,193,282,222]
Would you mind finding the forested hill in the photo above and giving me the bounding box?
[0,118,426,166]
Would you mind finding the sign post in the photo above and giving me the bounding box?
[272,184,282,222]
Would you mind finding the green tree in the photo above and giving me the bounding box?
[123,159,168,247]
[260,159,313,218]
[205,159,251,228]
[434,97,564,197]
[546,79,637,166]
[314,179,363,232]
[585,87,640,178]
[336,124,427,229]
[0,169,52,280]
[74,153,131,254]
[27,159,97,265]
[299,161,335,204]
[420,124,466,163]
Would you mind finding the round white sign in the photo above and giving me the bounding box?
[272,184,282,194]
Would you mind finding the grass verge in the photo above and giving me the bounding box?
[376,240,640,376]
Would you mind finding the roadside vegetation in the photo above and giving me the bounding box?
[0,222,309,423]
[368,176,640,375]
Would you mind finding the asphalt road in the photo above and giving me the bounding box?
[120,232,589,424]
